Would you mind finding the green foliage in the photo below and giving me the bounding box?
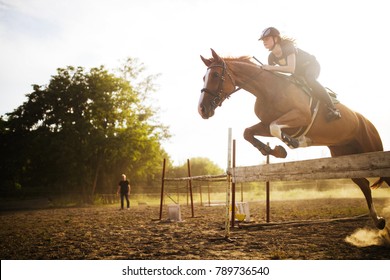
[0,59,170,201]
[166,157,224,178]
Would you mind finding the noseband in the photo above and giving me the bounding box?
[200,62,240,110]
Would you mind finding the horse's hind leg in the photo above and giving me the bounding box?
[383,177,390,187]
[352,177,386,229]
[371,177,390,189]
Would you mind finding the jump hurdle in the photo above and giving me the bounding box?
[160,125,390,239]
[159,158,227,220]
[229,150,390,224]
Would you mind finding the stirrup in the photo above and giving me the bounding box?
[281,132,299,149]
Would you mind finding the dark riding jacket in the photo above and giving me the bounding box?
[268,40,317,77]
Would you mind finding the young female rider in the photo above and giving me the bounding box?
[259,27,341,121]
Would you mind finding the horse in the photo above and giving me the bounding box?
[198,48,390,230]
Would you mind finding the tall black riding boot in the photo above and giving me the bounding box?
[310,80,341,122]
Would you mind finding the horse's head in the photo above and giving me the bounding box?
[198,49,236,119]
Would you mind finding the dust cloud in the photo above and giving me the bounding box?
[345,204,390,247]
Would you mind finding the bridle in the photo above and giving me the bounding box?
[200,61,241,110]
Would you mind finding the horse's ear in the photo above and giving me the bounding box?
[200,55,212,67]
[211,48,221,62]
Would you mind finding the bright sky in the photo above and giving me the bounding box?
[1,0,389,169]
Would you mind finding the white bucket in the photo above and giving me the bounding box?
[167,204,182,222]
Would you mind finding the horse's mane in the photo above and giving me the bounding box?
[221,55,294,86]
[207,55,255,65]
[222,56,253,63]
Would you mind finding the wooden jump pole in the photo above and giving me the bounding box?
[231,139,236,228]
[266,143,270,223]
[232,151,390,182]
[187,159,195,218]
[207,182,211,207]
[199,185,203,206]
[225,128,232,239]
[159,158,166,220]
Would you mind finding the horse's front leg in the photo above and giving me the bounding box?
[243,122,287,158]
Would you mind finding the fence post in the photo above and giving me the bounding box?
[207,182,211,207]
[231,139,236,228]
[159,158,166,220]
[225,128,232,238]
[266,143,270,223]
[187,159,195,218]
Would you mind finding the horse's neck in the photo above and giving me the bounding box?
[228,60,275,98]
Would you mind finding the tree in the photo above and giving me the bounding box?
[0,59,170,202]
[167,157,224,178]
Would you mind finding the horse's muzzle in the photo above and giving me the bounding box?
[198,104,214,119]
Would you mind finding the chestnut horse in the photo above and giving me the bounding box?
[199,49,389,229]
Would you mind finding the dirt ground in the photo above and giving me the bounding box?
[1,198,390,260]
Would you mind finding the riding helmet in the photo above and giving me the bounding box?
[259,27,280,40]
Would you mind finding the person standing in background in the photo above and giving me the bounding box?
[117,174,131,210]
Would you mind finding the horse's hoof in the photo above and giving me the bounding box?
[376,217,386,230]
[273,145,287,158]
[259,145,272,156]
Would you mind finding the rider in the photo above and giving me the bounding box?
[258,27,341,121]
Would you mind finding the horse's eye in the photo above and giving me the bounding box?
[213,72,220,78]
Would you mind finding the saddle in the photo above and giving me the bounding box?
[275,73,340,138]
[287,75,340,105]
